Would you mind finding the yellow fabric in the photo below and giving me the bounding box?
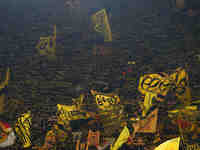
[111,126,130,150]
[15,111,32,148]
[138,68,191,104]
[138,73,170,97]
[91,9,112,42]
[154,137,180,150]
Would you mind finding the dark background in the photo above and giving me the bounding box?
[0,0,199,116]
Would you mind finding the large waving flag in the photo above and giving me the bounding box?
[91,9,112,42]
[138,68,191,105]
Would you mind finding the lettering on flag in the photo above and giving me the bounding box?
[95,94,120,111]
[138,73,171,97]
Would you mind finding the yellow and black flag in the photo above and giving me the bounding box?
[91,9,112,42]
[15,111,32,148]
[36,25,56,56]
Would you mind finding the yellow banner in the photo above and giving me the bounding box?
[138,73,170,97]
[138,68,191,104]
[111,126,130,150]
[15,111,32,148]
[36,25,56,56]
[91,9,112,42]
[95,94,120,111]
[57,104,88,123]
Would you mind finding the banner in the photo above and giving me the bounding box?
[138,73,170,97]
[57,104,88,123]
[111,126,130,150]
[91,9,112,42]
[36,25,56,56]
[15,111,32,148]
[138,68,191,104]
[137,108,158,133]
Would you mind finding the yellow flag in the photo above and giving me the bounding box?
[111,126,130,150]
[138,68,191,105]
[154,137,180,150]
[138,73,170,97]
[91,9,112,42]
[36,25,56,56]
[170,68,191,104]
[57,104,88,123]
[15,111,32,148]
